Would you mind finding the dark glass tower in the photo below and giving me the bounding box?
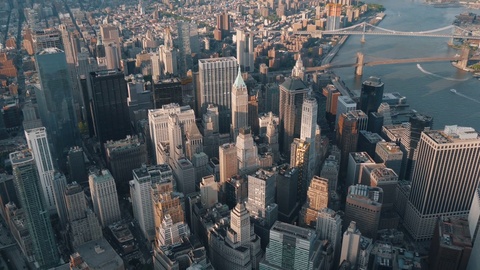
[89,70,131,145]
[35,48,77,160]
[360,76,384,115]
[10,150,59,268]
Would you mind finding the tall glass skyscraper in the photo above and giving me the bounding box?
[10,150,58,268]
[359,76,384,116]
[35,48,77,160]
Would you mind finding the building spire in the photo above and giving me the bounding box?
[233,65,246,88]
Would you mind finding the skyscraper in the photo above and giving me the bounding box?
[260,221,322,270]
[374,141,403,176]
[279,77,309,153]
[24,127,56,212]
[35,48,77,159]
[219,143,238,184]
[300,176,329,227]
[359,77,384,116]
[335,96,357,128]
[300,97,318,180]
[198,57,238,133]
[10,150,59,268]
[236,29,254,72]
[316,208,343,269]
[236,128,259,174]
[89,70,131,145]
[344,185,383,238]
[177,21,199,75]
[246,169,276,219]
[89,170,122,227]
[231,67,249,139]
[158,27,178,76]
[276,164,299,223]
[336,112,359,173]
[326,3,342,31]
[67,146,87,184]
[290,138,310,203]
[404,125,480,240]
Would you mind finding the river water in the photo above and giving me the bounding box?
[332,0,480,130]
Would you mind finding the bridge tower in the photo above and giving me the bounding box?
[360,22,366,43]
[355,52,364,76]
[456,46,470,70]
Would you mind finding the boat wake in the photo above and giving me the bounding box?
[450,89,480,104]
[416,64,468,82]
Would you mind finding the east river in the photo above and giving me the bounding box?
[331,0,480,130]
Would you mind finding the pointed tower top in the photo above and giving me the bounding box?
[233,66,246,88]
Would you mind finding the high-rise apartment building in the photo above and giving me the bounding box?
[260,221,322,270]
[10,150,59,268]
[231,67,249,139]
[216,12,231,39]
[35,48,77,159]
[24,127,56,212]
[279,77,309,153]
[360,77,384,116]
[89,170,122,227]
[89,70,131,145]
[236,29,254,72]
[198,57,238,133]
[326,3,342,30]
[404,125,480,240]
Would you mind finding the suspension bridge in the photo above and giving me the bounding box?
[262,21,480,41]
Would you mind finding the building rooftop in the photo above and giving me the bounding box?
[105,135,142,151]
[350,152,374,164]
[251,168,275,180]
[199,56,237,64]
[280,77,308,91]
[271,221,316,241]
[9,150,34,165]
[360,130,385,143]
[377,142,402,153]
[438,217,472,248]
[363,76,384,87]
[75,238,123,269]
[338,95,356,105]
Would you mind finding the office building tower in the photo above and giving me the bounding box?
[236,29,254,72]
[219,143,238,184]
[404,125,480,240]
[177,21,199,75]
[95,37,108,69]
[336,112,360,173]
[265,114,281,163]
[202,104,220,158]
[209,200,262,270]
[367,112,384,134]
[216,12,230,39]
[130,165,161,241]
[323,84,341,123]
[265,83,279,116]
[292,55,306,81]
[301,176,329,227]
[152,78,182,109]
[374,142,403,176]
[65,182,103,248]
[200,175,218,209]
[236,128,259,174]
[345,185,383,238]
[148,104,195,164]
[158,27,178,76]
[105,135,147,194]
[67,146,87,184]
[326,3,342,30]
[35,48,77,159]
[231,67,249,138]
[468,188,480,270]
[126,74,153,121]
[276,165,299,223]
[429,217,472,270]
[404,112,434,179]
[89,70,131,145]
[53,172,68,228]
[300,97,318,180]
[290,138,310,204]
[89,170,121,227]
[10,150,59,268]
[260,221,322,270]
[171,158,196,195]
[246,169,276,219]
[105,43,120,70]
[365,167,398,210]
[321,155,340,193]
[279,77,309,153]
[99,25,121,62]
[357,130,384,158]
[32,28,63,52]
[156,214,190,247]
[340,221,364,268]
[377,102,393,125]
[346,152,375,189]
[151,172,184,230]
[198,57,238,133]
[336,96,357,128]
[317,208,343,268]
[360,77,384,116]
[24,127,56,212]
